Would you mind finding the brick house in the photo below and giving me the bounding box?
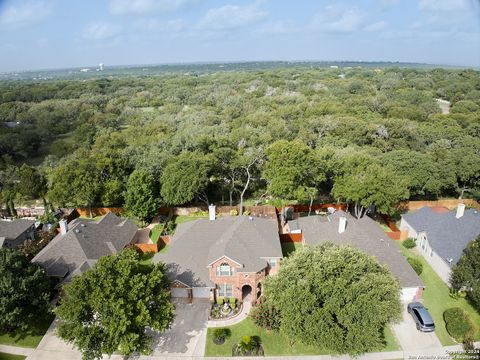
[154,206,282,303]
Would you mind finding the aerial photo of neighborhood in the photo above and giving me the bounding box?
[0,1,479,360]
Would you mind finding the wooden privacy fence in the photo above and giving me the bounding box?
[397,199,480,211]
[75,207,124,217]
[134,243,158,253]
[280,233,303,243]
[276,203,346,214]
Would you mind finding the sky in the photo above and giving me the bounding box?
[0,0,479,72]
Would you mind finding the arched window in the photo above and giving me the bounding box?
[216,262,232,276]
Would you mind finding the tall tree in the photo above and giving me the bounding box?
[160,151,212,205]
[263,140,324,199]
[56,249,175,360]
[450,236,480,312]
[124,170,160,222]
[16,164,47,200]
[264,243,401,355]
[332,163,409,217]
[0,248,51,332]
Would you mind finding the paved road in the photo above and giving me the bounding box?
[392,302,442,351]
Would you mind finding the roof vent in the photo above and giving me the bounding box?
[81,223,86,227]
[249,216,254,221]
[74,229,80,233]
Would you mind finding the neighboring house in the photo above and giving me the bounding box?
[0,218,35,249]
[295,210,424,302]
[400,204,480,284]
[32,212,138,285]
[154,206,282,303]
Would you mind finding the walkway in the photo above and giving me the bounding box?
[207,301,251,327]
[0,344,34,357]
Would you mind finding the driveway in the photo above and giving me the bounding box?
[151,298,210,357]
[392,302,442,351]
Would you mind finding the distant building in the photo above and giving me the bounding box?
[400,204,480,284]
[0,219,35,249]
[32,212,138,285]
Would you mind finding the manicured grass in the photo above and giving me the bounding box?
[205,317,399,356]
[139,252,154,265]
[149,224,164,244]
[174,215,207,225]
[0,313,54,348]
[0,353,26,360]
[281,242,303,257]
[79,215,104,220]
[398,244,480,345]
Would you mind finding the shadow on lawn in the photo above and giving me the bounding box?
[0,313,54,344]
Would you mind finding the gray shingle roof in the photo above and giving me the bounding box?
[154,216,282,287]
[402,206,480,265]
[297,211,423,288]
[32,212,138,281]
[0,219,35,241]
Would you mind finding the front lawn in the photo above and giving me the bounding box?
[281,242,303,257]
[0,313,54,348]
[0,353,26,360]
[204,317,399,356]
[399,244,480,345]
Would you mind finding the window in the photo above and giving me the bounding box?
[216,263,232,276]
[218,283,233,297]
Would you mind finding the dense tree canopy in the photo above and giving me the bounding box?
[124,169,160,222]
[450,236,480,312]
[1,66,479,212]
[0,248,51,332]
[56,249,175,360]
[263,243,401,355]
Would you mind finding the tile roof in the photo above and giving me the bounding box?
[402,206,480,265]
[154,216,282,287]
[32,212,138,281]
[297,211,423,288]
[0,219,35,241]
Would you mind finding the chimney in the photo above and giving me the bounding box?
[338,216,347,234]
[59,219,68,235]
[456,203,465,219]
[208,204,216,221]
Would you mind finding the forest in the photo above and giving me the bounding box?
[0,64,479,220]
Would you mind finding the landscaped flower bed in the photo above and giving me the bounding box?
[210,297,241,320]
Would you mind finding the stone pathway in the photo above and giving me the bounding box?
[207,301,252,328]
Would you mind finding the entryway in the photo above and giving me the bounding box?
[241,284,252,302]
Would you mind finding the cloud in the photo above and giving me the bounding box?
[0,1,51,27]
[198,2,268,30]
[83,22,122,41]
[311,6,365,33]
[133,18,186,33]
[418,0,470,11]
[109,0,190,15]
[363,20,387,32]
[259,20,299,35]
[379,0,399,6]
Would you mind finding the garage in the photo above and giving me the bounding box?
[171,287,190,298]
[192,287,212,298]
[401,287,420,302]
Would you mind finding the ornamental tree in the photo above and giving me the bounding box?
[0,248,51,332]
[124,169,160,222]
[450,236,480,312]
[56,249,175,360]
[263,243,401,355]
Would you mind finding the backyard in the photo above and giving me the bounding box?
[281,242,303,257]
[0,313,54,348]
[398,243,480,345]
[204,317,399,356]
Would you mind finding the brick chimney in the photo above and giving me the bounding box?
[456,203,465,219]
[338,216,347,234]
[208,204,216,221]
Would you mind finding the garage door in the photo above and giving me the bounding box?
[171,287,189,298]
[192,287,212,298]
[401,287,418,302]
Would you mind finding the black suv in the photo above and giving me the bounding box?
[407,302,435,332]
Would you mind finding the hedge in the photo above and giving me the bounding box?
[402,238,416,249]
[407,257,423,275]
[443,307,473,342]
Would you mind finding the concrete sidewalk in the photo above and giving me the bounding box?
[0,344,34,356]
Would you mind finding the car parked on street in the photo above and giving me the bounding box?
[407,302,435,332]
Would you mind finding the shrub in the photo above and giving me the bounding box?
[213,328,230,345]
[216,297,224,306]
[251,297,281,331]
[403,238,416,249]
[407,257,423,275]
[229,297,236,307]
[232,335,263,356]
[443,307,473,342]
[230,209,238,216]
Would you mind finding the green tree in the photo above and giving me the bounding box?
[124,170,159,222]
[0,248,51,332]
[16,164,47,200]
[56,249,175,360]
[264,243,401,355]
[160,151,212,205]
[450,236,480,312]
[332,163,409,217]
[263,140,324,199]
